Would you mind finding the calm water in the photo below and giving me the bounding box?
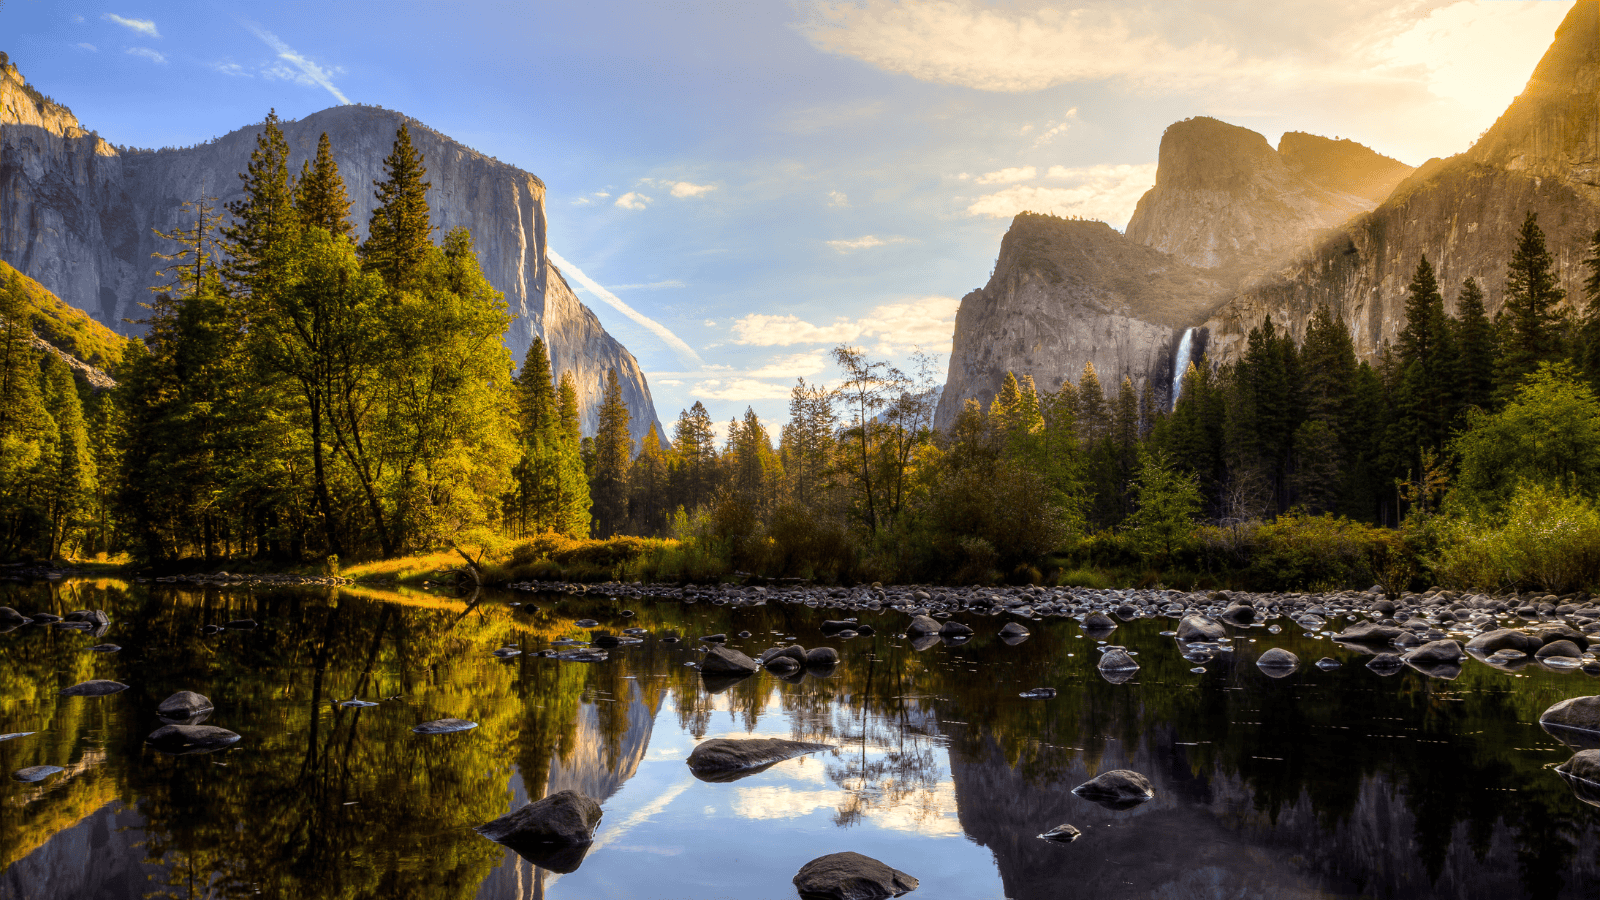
[2,579,1599,900]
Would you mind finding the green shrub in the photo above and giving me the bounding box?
[1435,482,1600,593]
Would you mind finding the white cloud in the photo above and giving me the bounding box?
[572,197,593,206]
[827,190,849,207]
[704,319,717,327]
[246,23,350,105]
[825,235,911,252]
[125,47,166,64]
[76,43,98,52]
[732,295,960,355]
[974,166,1036,185]
[1033,108,1078,147]
[967,163,1157,230]
[104,14,159,38]
[548,249,703,366]
[746,352,831,379]
[210,61,249,77]
[691,379,796,402]
[669,181,717,198]
[615,192,652,210]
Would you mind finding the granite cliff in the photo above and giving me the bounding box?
[0,56,662,445]
[939,0,1596,424]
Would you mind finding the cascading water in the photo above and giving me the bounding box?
[1171,327,1197,410]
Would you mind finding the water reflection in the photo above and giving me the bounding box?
[2,580,1600,898]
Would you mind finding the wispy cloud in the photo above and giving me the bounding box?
[825,235,911,253]
[209,61,250,77]
[732,296,959,355]
[689,378,797,402]
[973,166,1036,185]
[104,14,159,38]
[965,163,1156,230]
[615,192,652,210]
[1033,108,1078,147]
[611,280,687,291]
[669,181,716,198]
[75,43,98,52]
[126,47,166,64]
[827,190,849,207]
[548,249,703,366]
[246,23,350,104]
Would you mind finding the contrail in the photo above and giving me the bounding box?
[548,249,703,366]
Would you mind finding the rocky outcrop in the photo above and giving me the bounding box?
[0,58,662,445]
[933,216,1225,429]
[1201,0,1599,364]
[1125,117,1410,273]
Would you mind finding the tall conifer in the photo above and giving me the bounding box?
[590,369,633,536]
[295,132,354,239]
[223,110,298,297]
[363,123,433,290]
[1499,211,1565,392]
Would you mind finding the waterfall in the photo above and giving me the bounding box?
[1171,327,1197,409]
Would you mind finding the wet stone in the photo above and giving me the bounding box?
[412,718,478,735]
[60,679,128,697]
[1038,824,1081,843]
[13,765,64,783]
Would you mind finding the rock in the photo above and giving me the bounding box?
[575,618,600,628]
[88,644,120,653]
[701,645,759,675]
[412,718,478,735]
[1082,612,1117,632]
[1533,625,1590,650]
[0,607,27,625]
[905,615,941,636]
[1314,657,1342,670]
[476,789,603,873]
[938,621,974,637]
[1097,648,1139,672]
[793,851,918,900]
[1402,640,1465,663]
[1256,648,1299,674]
[700,633,728,643]
[999,622,1030,638]
[1332,621,1403,644]
[1541,696,1600,748]
[1072,769,1155,810]
[1177,615,1226,642]
[1537,640,1585,660]
[1037,824,1081,843]
[907,634,941,652]
[762,645,809,666]
[686,737,833,781]
[145,724,242,755]
[13,765,64,783]
[1405,659,1463,680]
[1466,628,1542,655]
[806,647,840,668]
[553,648,608,662]
[1219,604,1257,625]
[1366,653,1404,674]
[1019,688,1056,699]
[60,679,128,697]
[821,619,858,634]
[157,691,213,719]
[764,655,801,675]
[1557,750,1600,807]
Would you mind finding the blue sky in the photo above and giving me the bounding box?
[0,0,1575,433]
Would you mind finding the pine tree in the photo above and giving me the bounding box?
[152,196,225,300]
[590,369,632,536]
[1395,256,1459,465]
[39,356,93,558]
[1453,278,1497,415]
[1113,376,1138,450]
[222,110,298,298]
[780,378,836,510]
[295,132,354,240]
[1577,229,1600,389]
[363,123,434,291]
[1076,361,1108,443]
[626,422,673,535]
[1499,211,1566,392]
[671,401,718,513]
[555,372,592,536]
[1295,305,1360,514]
[509,337,559,535]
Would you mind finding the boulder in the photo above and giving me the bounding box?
[1082,612,1117,632]
[412,718,478,734]
[1072,769,1154,809]
[0,607,27,625]
[145,724,242,755]
[157,691,213,719]
[60,679,128,697]
[1218,604,1257,625]
[1037,824,1081,843]
[1332,621,1403,644]
[764,655,801,675]
[1541,696,1600,748]
[12,765,64,783]
[762,645,809,667]
[938,621,974,637]
[1177,615,1226,642]
[701,645,759,675]
[793,852,918,900]
[806,647,840,668]
[999,622,1030,638]
[904,615,941,636]
[1366,653,1404,674]
[1402,640,1465,663]
[1097,649,1139,672]
[820,619,858,634]
[686,737,832,781]
[1532,625,1590,650]
[1537,640,1585,660]
[476,789,603,873]
[1557,750,1600,807]
[1466,628,1541,655]
[1256,648,1299,675]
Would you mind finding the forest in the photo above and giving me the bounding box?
[2,113,1599,594]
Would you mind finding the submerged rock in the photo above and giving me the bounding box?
[1557,750,1600,807]
[1402,640,1465,663]
[1097,648,1139,672]
[1037,823,1081,843]
[1176,615,1226,642]
[793,851,918,900]
[1082,612,1117,632]
[701,645,759,675]
[1541,696,1600,748]
[904,615,941,636]
[806,647,840,668]
[146,724,242,755]
[1256,648,1299,675]
[88,644,120,653]
[1537,640,1584,661]
[1466,628,1541,655]
[476,789,603,873]
[686,737,833,781]
[13,765,64,783]
[1019,688,1057,700]
[1366,653,1405,674]
[60,679,128,697]
[553,648,609,662]
[412,718,478,735]
[1072,769,1155,810]
[1332,621,1403,644]
[157,691,213,719]
[0,607,28,625]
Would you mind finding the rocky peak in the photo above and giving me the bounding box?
[1125,117,1413,272]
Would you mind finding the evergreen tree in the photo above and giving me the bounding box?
[671,401,718,514]
[780,378,836,510]
[1395,256,1459,467]
[222,110,298,297]
[1163,357,1228,517]
[555,372,592,536]
[590,369,632,536]
[1499,211,1565,393]
[39,356,93,558]
[509,337,558,535]
[1577,230,1600,388]
[295,132,354,239]
[626,422,672,535]
[1076,361,1108,443]
[363,123,433,291]
[152,196,225,300]
[1453,278,1497,416]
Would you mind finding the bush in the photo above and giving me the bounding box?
[1435,483,1600,593]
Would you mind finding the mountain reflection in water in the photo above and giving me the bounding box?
[2,579,1598,899]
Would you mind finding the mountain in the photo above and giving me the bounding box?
[0,55,663,446]
[1,259,125,388]
[1202,0,1599,364]
[938,0,1596,422]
